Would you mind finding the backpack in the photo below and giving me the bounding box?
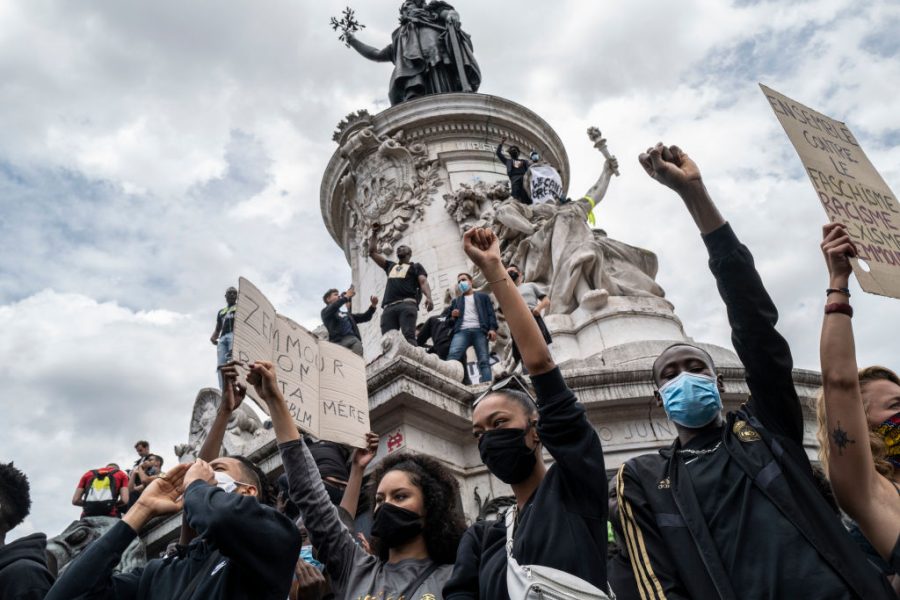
[82,469,121,517]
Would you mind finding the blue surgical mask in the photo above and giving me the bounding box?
[214,471,238,493]
[659,372,722,429]
[299,545,324,571]
[458,281,470,293]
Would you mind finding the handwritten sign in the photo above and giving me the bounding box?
[527,163,564,205]
[761,84,900,298]
[232,277,370,447]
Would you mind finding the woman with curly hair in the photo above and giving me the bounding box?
[817,223,900,589]
[251,359,466,599]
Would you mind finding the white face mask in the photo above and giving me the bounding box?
[214,471,238,493]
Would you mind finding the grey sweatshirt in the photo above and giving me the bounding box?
[279,439,453,600]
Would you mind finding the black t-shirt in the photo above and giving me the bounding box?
[216,305,236,336]
[382,260,426,306]
[681,428,848,599]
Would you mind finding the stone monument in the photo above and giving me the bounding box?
[106,7,824,563]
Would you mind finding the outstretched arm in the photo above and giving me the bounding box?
[819,223,900,560]
[248,361,370,585]
[180,366,248,545]
[582,156,619,207]
[463,227,552,375]
[346,34,392,62]
[352,296,379,324]
[340,432,379,519]
[368,225,388,269]
[496,141,508,166]
[639,142,801,442]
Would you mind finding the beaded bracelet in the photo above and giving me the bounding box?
[826,287,851,297]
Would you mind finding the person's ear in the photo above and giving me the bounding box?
[242,485,259,498]
[716,373,725,395]
[654,390,663,407]
[529,419,541,447]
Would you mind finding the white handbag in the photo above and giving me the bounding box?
[505,507,615,600]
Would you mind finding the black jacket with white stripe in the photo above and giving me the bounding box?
[616,223,894,600]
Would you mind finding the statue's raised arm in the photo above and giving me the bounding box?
[337,1,481,106]
[346,33,392,63]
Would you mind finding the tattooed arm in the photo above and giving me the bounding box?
[819,223,900,561]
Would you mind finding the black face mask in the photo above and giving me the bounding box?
[478,423,537,484]
[507,270,520,282]
[323,482,346,507]
[370,502,424,547]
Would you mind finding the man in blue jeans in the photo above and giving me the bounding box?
[445,273,498,383]
[210,286,237,389]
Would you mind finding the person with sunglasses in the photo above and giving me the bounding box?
[444,227,612,599]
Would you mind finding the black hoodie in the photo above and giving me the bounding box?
[44,481,301,600]
[0,533,54,600]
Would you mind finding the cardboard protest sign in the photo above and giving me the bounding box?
[761,84,900,298]
[231,277,370,447]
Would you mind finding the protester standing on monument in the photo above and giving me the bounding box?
[444,227,612,599]
[211,286,238,388]
[47,380,302,600]
[496,138,531,204]
[614,143,896,599]
[131,440,151,471]
[247,358,466,599]
[369,223,434,345]
[0,462,55,599]
[321,286,378,357]
[815,222,900,585]
[505,264,552,371]
[445,273,498,384]
[71,463,130,519]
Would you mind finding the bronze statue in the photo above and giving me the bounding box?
[344,1,481,106]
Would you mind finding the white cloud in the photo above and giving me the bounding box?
[2,0,900,541]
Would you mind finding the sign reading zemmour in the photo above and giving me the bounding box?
[761,84,900,299]
[232,277,370,448]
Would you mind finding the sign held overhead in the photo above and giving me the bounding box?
[761,83,900,299]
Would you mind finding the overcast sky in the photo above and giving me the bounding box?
[2,0,899,541]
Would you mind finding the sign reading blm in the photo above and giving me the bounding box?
[232,277,370,447]
[761,84,900,299]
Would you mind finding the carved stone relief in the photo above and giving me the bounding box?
[174,388,272,463]
[340,128,444,256]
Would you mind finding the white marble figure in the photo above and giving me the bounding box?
[443,127,664,317]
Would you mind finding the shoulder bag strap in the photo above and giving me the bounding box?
[398,562,440,600]
[176,550,222,600]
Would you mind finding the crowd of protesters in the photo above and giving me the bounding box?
[1,143,898,599]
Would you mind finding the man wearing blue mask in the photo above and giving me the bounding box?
[614,143,896,600]
[445,272,498,384]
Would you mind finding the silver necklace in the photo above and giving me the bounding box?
[676,441,722,457]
